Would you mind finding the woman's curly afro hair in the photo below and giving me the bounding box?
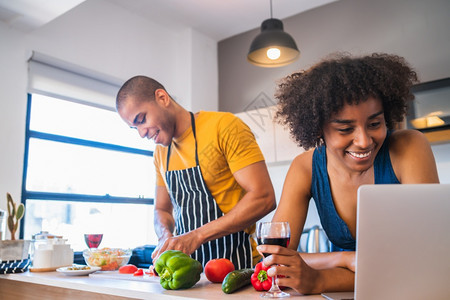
[275,53,418,150]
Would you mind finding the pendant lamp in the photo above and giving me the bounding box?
[247,0,300,68]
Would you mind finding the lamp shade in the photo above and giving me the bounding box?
[247,18,300,68]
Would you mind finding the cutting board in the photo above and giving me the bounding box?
[30,266,58,272]
[89,271,160,282]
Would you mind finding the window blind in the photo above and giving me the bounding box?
[27,51,123,110]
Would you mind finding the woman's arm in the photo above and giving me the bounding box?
[268,152,355,294]
[300,251,355,272]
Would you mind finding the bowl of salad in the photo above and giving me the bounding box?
[83,247,132,271]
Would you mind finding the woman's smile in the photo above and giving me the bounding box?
[346,150,372,160]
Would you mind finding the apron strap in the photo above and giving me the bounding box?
[166,112,199,170]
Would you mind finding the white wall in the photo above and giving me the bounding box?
[431,143,450,183]
[219,0,450,230]
[219,0,450,113]
[0,21,28,216]
[173,28,218,112]
[0,0,218,223]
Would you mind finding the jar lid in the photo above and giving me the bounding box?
[32,231,61,240]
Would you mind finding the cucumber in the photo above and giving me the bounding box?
[221,268,253,294]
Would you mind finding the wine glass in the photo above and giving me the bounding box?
[256,222,291,298]
[84,234,103,249]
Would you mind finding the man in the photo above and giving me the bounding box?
[116,75,275,268]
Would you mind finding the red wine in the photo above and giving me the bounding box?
[84,234,103,248]
[257,237,290,257]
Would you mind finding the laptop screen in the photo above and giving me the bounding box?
[354,184,450,300]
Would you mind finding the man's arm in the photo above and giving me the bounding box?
[152,161,276,257]
[194,161,276,241]
[151,185,175,259]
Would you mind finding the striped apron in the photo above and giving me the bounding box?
[165,112,252,269]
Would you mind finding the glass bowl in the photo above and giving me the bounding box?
[83,247,132,271]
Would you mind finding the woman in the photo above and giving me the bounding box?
[257,53,440,294]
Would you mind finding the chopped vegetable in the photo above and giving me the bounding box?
[133,268,144,276]
[101,261,119,271]
[67,265,91,271]
[84,247,130,271]
[145,265,158,276]
[119,264,138,274]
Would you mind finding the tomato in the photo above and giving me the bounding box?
[133,268,144,276]
[118,264,138,274]
[204,258,235,283]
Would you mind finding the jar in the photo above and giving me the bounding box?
[0,210,6,240]
[30,231,74,269]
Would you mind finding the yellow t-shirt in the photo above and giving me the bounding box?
[154,111,264,265]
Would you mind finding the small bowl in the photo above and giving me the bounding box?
[83,247,132,271]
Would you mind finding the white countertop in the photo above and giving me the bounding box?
[0,271,326,299]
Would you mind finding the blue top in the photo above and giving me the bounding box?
[311,132,400,250]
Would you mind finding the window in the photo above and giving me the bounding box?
[22,93,158,251]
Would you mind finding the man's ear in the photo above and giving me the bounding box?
[154,89,170,107]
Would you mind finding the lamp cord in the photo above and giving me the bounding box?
[270,0,273,19]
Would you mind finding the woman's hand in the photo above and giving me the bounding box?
[339,251,355,272]
[257,244,320,295]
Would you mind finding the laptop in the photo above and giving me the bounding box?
[322,184,450,300]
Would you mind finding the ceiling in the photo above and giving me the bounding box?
[0,0,85,32]
[0,0,336,41]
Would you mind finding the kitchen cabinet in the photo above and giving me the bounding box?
[236,106,304,163]
[236,108,276,162]
[406,77,450,144]
[274,120,305,162]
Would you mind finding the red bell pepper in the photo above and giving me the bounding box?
[251,262,272,291]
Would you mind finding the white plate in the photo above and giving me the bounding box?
[56,265,102,276]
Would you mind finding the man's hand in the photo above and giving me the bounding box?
[151,231,202,261]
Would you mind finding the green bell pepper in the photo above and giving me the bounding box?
[154,250,203,290]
